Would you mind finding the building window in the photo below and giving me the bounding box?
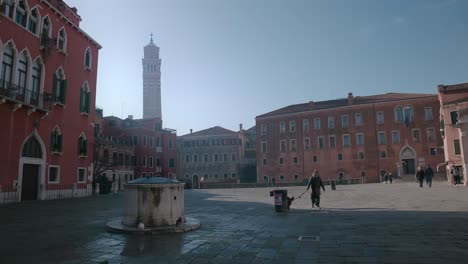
[355,113,362,126]
[232,173,236,179]
[133,136,138,145]
[50,127,63,153]
[430,148,437,156]
[395,106,404,122]
[329,135,336,148]
[41,16,52,46]
[450,111,459,125]
[204,154,209,162]
[343,134,350,147]
[57,28,67,52]
[318,137,325,149]
[337,153,343,161]
[30,59,42,104]
[169,158,174,168]
[84,48,92,69]
[79,82,91,114]
[48,166,60,183]
[377,111,384,124]
[149,137,154,147]
[149,157,154,168]
[142,156,147,167]
[293,157,298,164]
[279,158,284,165]
[294,175,299,181]
[193,155,198,163]
[378,132,386,145]
[169,138,173,148]
[303,119,309,132]
[313,156,318,163]
[223,153,228,161]
[53,69,67,104]
[361,171,366,177]
[358,152,365,160]
[2,0,14,18]
[427,128,436,142]
[404,106,413,123]
[261,124,266,135]
[143,136,147,146]
[392,131,400,144]
[231,153,236,161]
[78,133,87,156]
[356,133,364,145]
[77,168,86,183]
[263,158,267,166]
[412,129,421,143]
[314,118,321,129]
[214,154,219,162]
[16,52,28,97]
[15,1,27,27]
[328,117,334,129]
[261,141,267,153]
[290,139,297,152]
[425,107,433,120]
[280,140,286,152]
[185,155,190,163]
[304,138,310,150]
[280,175,284,180]
[454,139,461,155]
[279,122,285,133]
[342,115,349,128]
[380,150,387,158]
[290,121,296,132]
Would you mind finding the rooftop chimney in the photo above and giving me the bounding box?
[190,129,193,134]
[127,115,133,120]
[239,124,243,131]
[348,93,354,105]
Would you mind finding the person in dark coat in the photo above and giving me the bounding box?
[451,165,461,187]
[425,164,434,187]
[306,170,326,209]
[389,172,393,184]
[416,166,425,188]
[384,172,389,184]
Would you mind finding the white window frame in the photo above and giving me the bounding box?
[261,141,267,153]
[84,47,92,70]
[329,135,336,148]
[356,133,364,145]
[261,124,266,135]
[48,165,60,184]
[280,140,286,152]
[185,154,190,163]
[412,128,421,143]
[341,115,349,128]
[290,121,296,132]
[290,139,297,152]
[425,107,433,120]
[358,151,365,160]
[355,113,362,126]
[343,134,350,147]
[392,130,400,144]
[57,27,67,53]
[302,119,309,132]
[328,117,334,129]
[427,127,436,142]
[318,136,325,149]
[378,131,386,145]
[279,122,286,133]
[314,118,321,129]
[377,111,384,124]
[303,137,310,150]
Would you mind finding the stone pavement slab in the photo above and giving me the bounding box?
[1,181,468,263]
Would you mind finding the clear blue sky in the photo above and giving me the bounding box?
[67,0,468,135]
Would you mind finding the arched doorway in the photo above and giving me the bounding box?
[400,145,416,175]
[192,175,199,189]
[18,132,46,201]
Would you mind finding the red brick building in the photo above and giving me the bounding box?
[100,115,177,180]
[256,93,445,184]
[0,0,101,202]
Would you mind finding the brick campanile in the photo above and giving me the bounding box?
[142,34,162,119]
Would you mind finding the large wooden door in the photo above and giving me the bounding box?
[21,164,39,201]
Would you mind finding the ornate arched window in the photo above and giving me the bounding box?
[394,106,403,122]
[53,68,66,104]
[15,0,28,27]
[404,105,413,122]
[1,42,15,88]
[79,82,90,114]
[28,8,40,34]
[78,133,87,156]
[50,127,62,153]
[17,52,28,95]
[22,135,42,158]
[2,0,15,18]
[30,58,42,104]
[57,28,67,52]
[84,48,92,69]
[41,17,52,47]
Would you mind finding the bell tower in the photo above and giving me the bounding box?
[142,33,162,119]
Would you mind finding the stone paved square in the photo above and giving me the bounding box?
[1,181,468,263]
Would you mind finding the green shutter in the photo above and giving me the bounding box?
[85,92,90,113]
[61,79,67,103]
[52,74,57,101]
[79,89,83,112]
[58,134,63,152]
[84,140,88,155]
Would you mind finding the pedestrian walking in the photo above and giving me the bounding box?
[384,171,389,184]
[425,164,433,187]
[451,165,461,187]
[271,177,276,187]
[389,172,393,184]
[416,166,425,188]
[306,170,326,209]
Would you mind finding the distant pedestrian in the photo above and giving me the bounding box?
[306,170,326,209]
[451,165,461,187]
[416,166,425,188]
[271,177,276,187]
[384,172,389,184]
[389,172,393,184]
[425,165,434,187]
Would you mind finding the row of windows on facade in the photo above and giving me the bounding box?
[260,106,433,135]
[261,147,441,166]
[262,171,366,182]
[184,173,237,179]
[143,64,159,73]
[260,128,437,153]
[1,42,91,112]
[105,152,174,168]
[134,135,173,148]
[2,0,93,69]
[185,153,237,163]
[47,166,87,184]
[50,128,88,156]
[183,138,240,148]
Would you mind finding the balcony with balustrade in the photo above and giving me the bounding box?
[0,79,50,114]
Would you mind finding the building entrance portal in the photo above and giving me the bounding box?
[400,146,417,175]
[21,164,39,200]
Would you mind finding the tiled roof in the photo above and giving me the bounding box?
[257,93,436,118]
[438,82,468,93]
[182,126,237,137]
